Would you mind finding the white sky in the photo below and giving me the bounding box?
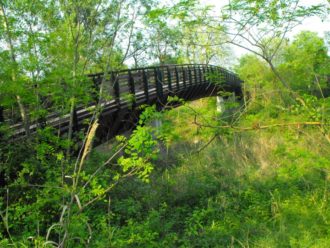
[201,0,330,58]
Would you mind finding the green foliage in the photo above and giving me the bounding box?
[236,55,274,87]
[226,0,325,24]
[290,94,328,121]
[104,94,330,247]
[1,1,330,247]
[2,92,330,247]
[279,31,330,92]
[235,31,330,99]
[0,105,163,246]
[118,125,158,182]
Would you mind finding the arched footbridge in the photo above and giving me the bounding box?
[0,64,242,142]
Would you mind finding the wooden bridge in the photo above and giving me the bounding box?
[0,64,242,142]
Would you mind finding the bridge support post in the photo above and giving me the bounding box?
[152,118,162,129]
[216,96,225,114]
[230,92,236,102]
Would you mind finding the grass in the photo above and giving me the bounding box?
[105,95,330,247]
[2,95,328,247]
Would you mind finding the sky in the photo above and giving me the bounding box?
[200,0,330,58]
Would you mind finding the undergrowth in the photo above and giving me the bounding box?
[105,95,330,247]
[1,94,329,247]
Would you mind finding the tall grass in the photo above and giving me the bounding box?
[106,95,330,247]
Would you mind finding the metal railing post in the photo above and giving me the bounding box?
[188,66,193,86]
[175,66,180,90]
[199,65,203,84]
[205,65,210,84]
[154,67,164,103]
[128,70,135,96]
[128,70,136,107]
[142,69,149,104]
[194,66,198,85]
[202,66,207,83]
[167,66,172,92]
[182,66,187,88]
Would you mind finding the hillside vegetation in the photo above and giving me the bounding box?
[0,0,330,247]
[104,94,330,247]
[1,30,330,247]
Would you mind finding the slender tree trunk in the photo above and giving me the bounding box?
[266,59,291,90]
[266,59,300,102]
[66,98,76,156]
[60,2,125,246]
[0,3,30,136]
[16,96,30,136]
[66,2,82,155]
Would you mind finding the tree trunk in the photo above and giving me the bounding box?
[0,4,31,137]
[266,59,299,101]
[267,59,291,90]
[66,98,76,156]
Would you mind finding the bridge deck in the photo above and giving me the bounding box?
[0,64,242,141]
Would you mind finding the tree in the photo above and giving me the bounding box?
[140,0,201,65]
[235,54,274,100]
[144,8,182,65]
[179,24,231,66]
[0,0,161,246]
[207,0,326,91]
[0,0,37,136]
[279,31,330,93]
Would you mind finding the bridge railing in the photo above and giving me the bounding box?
[0,64,242,137]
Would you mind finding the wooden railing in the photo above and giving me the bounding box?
[0,64,242,139]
